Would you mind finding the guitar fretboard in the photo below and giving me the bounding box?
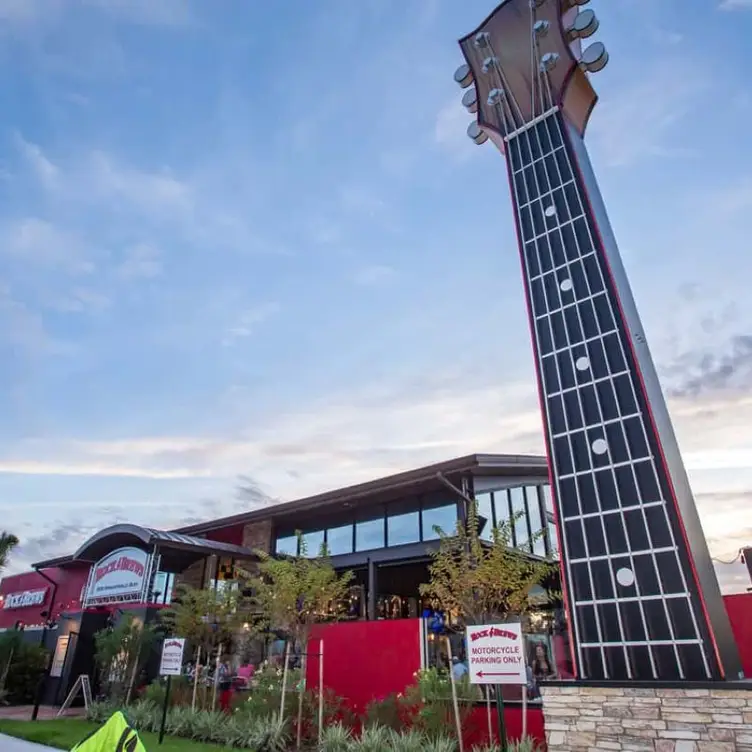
[506,110,718,681]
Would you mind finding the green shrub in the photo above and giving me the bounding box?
[0,631,48,704]
[319,721,354,752]
[86,700,117,724]
[125,699,159,733]
[363,693,402,731]
[388,727,426,752]
[352,724,392,752]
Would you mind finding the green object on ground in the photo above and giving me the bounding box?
[0,718,235,751]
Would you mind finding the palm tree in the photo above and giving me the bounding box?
[0,532,19,572]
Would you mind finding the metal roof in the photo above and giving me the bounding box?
[32,523,255,571]
[174,452,547,536]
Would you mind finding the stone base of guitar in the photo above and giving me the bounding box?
[541,683,752,752]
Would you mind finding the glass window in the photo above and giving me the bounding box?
[526,486,546,557]
[301,530,325,557]
[493,489,511,534]
[509,486,530,551]
[422,503,457,540]
[326,524,353,556]
[276,535,298,556]
[541,484,554,514]
[356,517,384,552]
[548,520,559,558]
[388,511,420,547]
[475,492,493,541]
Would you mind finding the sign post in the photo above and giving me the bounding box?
[158,638,185,745]
[466,623,526,750]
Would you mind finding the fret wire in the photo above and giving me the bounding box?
[505,127,588,674]
[525,117,634,679]
[534,289,608,321]
[551,412,643,439]
[515,121,612,678]
[564,499,665,522]
[503,105,558,142]
[582,640,701,648]
[518,178,577,210]
[512,146,567,176]
[548,113,711,679]
[541,329,619,359]
[569,545,676,564]
[576,593,690,607]
[525,213,586,244]
[549,369,632,399]
[559,457,653,479]
[530,251,596,282]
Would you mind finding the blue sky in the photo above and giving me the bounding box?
[1,0,752,591]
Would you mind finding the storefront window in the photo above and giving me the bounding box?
[509,486,530,551]
[541,484,553,514]
[276,535,298,556]
[387,511,420,547]
[326,524,353,556]
[548,520,558,558]
[422,503,456,540]
[493,489,511,530]
[301,530,325,557]
[526,486,546,557]
[475,492,494,540]
[355,517,384,552]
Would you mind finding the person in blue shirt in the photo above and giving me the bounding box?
[451,655,468,681]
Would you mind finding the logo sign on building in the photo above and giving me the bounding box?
[159,638,186,677]
[86,547,149,605]
[466,622,526,685]
[3,588,48,610]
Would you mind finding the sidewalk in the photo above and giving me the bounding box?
[0,735,58,751]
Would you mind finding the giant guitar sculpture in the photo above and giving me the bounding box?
[455,0,743,681]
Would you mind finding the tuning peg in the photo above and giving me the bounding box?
[579,41,609,73]
[482,56,500,74]
[567,9,599,41]
[473,31,490,49]
[533,20,549,38]
[540,52,560,73]
[454,63,473,89]
[462,88,478,114]
[467,122,488,146]
[487,88,505,107]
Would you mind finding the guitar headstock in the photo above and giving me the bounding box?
[455,0,608,153]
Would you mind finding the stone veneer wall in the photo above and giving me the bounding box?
[541,684,752,752]
[242,520,273,554]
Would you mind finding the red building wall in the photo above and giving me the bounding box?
[724,592,752,677]
[0,566,90,630]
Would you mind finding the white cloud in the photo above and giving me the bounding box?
[222,302,281,346]
[353,264,396,287]
[15,134,58,188]
[719,0,752,9]
[589,57,702,168]
[116,243,162,280]
[434,98,478,163]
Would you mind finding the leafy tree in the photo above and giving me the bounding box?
[160,582,255,709]
[94,612,158,704]
[420,499,555,627]
[250,535,354,749]
[0,532,19,572]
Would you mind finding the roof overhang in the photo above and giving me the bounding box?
[32,523,257,573]
[174,453,547,536]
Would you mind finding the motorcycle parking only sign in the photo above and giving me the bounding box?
[466,623,526,685]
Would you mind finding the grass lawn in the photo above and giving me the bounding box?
[0,719,236,751]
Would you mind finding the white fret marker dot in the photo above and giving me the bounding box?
[575,356,590,371]
[544,205,556,217]
[559,278,573,292]
[591,438,608,455]
[616,567,635,587]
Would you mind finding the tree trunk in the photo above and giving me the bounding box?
[191,646,201,712]
[296,649,307,750]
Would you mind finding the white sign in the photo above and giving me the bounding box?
[87,547,149,603]
[466,622,526,685]
[159,638,186,676]
[3,588,48,610]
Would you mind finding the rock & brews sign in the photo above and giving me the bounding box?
[86,547,149,605]
[466,622,526,685]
